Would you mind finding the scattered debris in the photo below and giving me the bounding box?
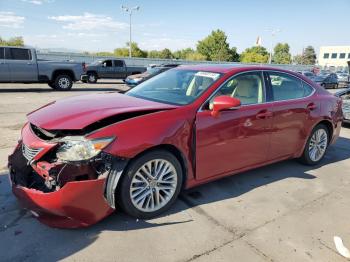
[334,236,350,259]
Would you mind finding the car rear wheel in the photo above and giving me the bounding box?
[117,150,183,219]
[54,75,73,91]
[87,72,97,83]
[299,124,329,165]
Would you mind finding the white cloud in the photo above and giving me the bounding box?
[0,12,25,28]
[21,0,54,5]
[48,12,128,31]
[139,37,195,51]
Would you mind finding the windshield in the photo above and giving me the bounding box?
[127,69,222,105]
[146,67,161,75]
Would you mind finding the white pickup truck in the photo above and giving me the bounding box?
[0,46,85,90]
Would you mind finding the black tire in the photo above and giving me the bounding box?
[87,72,98,83]
[54,74,73,91]
[117,150,183,219]
[335,83,339,89]
[299,124,329,165]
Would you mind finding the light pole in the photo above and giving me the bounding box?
[266,28,280,64]
[121,5,140,58]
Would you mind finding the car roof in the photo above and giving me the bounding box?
[177,64,301,75]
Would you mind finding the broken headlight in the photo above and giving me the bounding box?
[56,136,114,162]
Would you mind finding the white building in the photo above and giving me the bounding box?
[318,46,350,70]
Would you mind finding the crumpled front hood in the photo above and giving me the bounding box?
[28,92,176,130]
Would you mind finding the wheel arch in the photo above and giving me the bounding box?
[126,144,188,190]
[105,144,188,209]
[52,69,75,81]
[316,119,334,144]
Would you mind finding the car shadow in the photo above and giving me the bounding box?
[1,135,349,261]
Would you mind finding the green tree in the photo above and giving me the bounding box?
[197,29,239,61]
[185,52,206,61]
[272,43,291,64]
[95,51,114,57]
[293,54,304,65]
[147,50,162,58]
[114,42,147,58]
[240,46,269,63]
[0,36,24,46]
[173,48,195,59]
[293,46,317,65]
[302,46,316,65]
[158,48,173,59]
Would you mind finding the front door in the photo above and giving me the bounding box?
[0,47,10,82]
[98,60,114,78]
[7,48,37,82]
[196,71,272,180]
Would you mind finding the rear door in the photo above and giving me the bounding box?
[0,47,10,82]
[7,48,37,82]
[266,71,317,160]
[113,60,126,78]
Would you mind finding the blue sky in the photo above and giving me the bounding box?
[0,0,349,55]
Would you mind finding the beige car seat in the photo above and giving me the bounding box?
[232,78,262,105]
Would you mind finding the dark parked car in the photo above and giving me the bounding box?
[8,65,342,228]
[81,59,146,83]
[335,88,350,124]
[314,73,339,89]
[125,64,179,87]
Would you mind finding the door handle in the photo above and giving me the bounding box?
[256,110,273,119]
[27,62,33,65]
[307,103,317,111]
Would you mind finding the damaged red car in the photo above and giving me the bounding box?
[8,65,343,228]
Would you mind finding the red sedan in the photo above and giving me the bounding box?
[8,65,343,228]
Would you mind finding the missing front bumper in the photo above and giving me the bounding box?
[8,143,114,228]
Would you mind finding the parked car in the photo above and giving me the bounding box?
[0,46,85,90]
[336,72,350,87]
[125,64,179,87]
[335,88,350,124]
[298,71,317,81]
[314,73,339,89]
[81,59,146,83]
[8,65,342,228]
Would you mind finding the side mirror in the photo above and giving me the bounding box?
[211,96,241,117]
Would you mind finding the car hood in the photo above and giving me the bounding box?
[27,92,176,130]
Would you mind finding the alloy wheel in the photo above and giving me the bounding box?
[308,129,328,162]
[129,159,178,213]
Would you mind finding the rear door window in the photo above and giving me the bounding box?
[0,47,4,59]
[8,48,32,60]
[268,72,312,101]
[114,60,124,67]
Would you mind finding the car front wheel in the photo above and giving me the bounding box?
[117,150,183,219]
[87,72,97,83]
[299,124,329,165]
